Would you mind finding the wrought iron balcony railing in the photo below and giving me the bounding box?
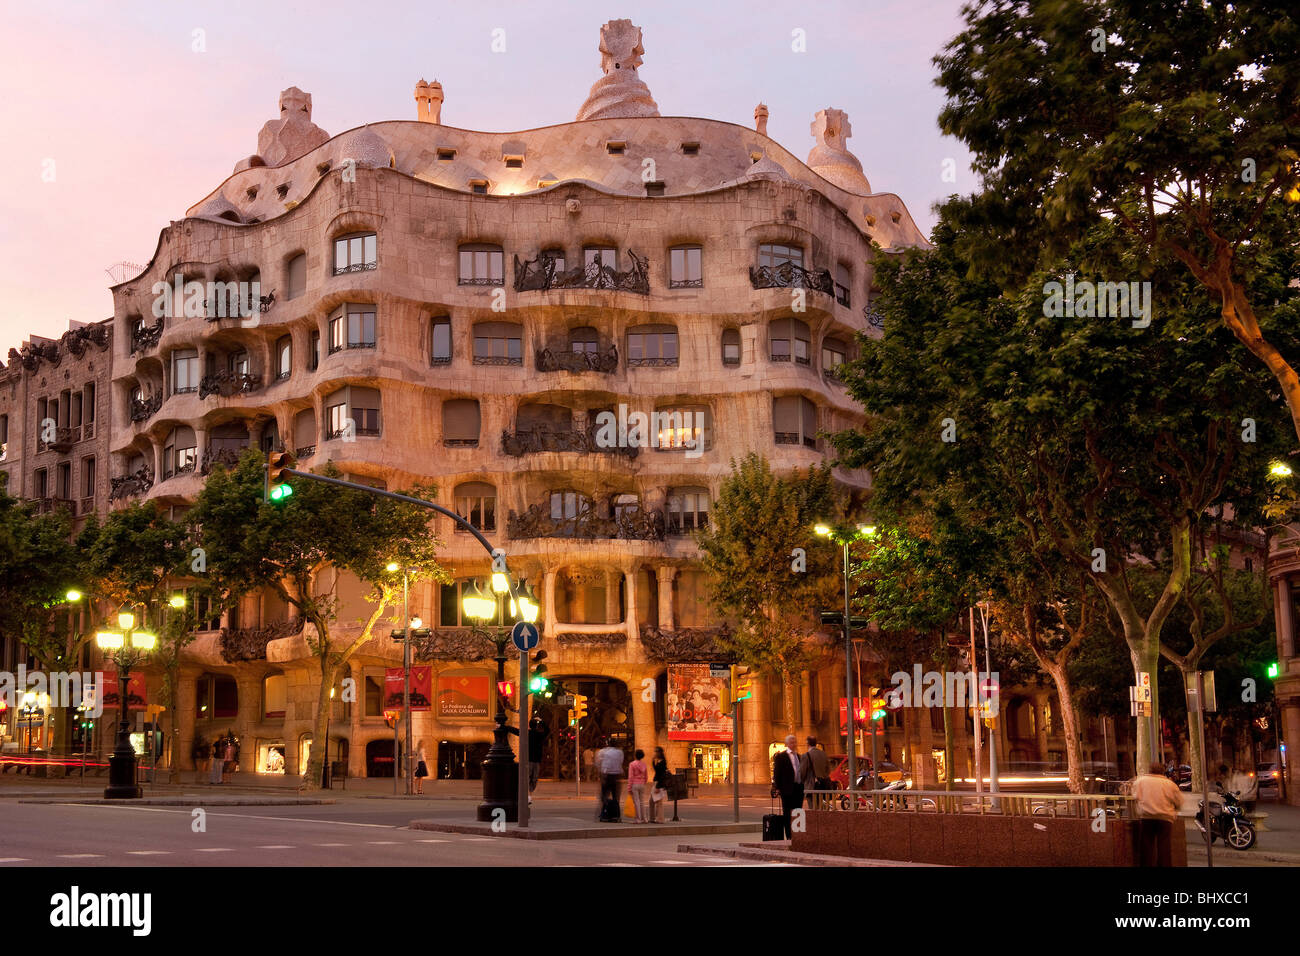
[864,304,885,330]
[749,261,835,296]
[130,319,164,354]
[130,392,164,423]
[200,444,248,475]
[199,370,263,399]
[506,503,665,541]
[500,424,639,459]
[514,250,650,294]
[332,261,378,277]
[535,343,619,373]
[220,618,306,663]
[108,466,154,501]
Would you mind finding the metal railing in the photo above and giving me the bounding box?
[803,788,1134,819]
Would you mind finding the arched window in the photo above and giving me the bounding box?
[769,318,810,365]
[264,674,288,720]
[286,253,307,299]
[275,335,292,380]
[666,486,710,534]
[669,245,703,288]
[454,481,496,533]
[721,328,741,366]
[772,396,819,449]
[333,232,377,275]
[757,242,803,269]
[627,324,678,367]
[443,399,481,447]
[653,404,711,452]
[458,243,504,285]
[568,326,599,354]
[473,321,522,365]
[583,245,618,270]
[162,426,197,478]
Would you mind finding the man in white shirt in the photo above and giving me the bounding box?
[595,739,625,822]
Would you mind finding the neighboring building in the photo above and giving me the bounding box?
[1266,529,1300,804]
[0,319,113,748]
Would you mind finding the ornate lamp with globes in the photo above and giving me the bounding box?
[95,610,156,799]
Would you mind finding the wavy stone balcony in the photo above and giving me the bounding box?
[513,251,650,295]
[200,444,249,475]
[409,627,496,662]
[535,344,619,374]
[130,393,164,423]
[221,618,306,663]
[500,424,638,459]
[749,261,835,296]
[130,319,164,354]
[506,504,665,541]
[639,624,733,662]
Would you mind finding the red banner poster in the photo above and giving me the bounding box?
[384,666,432,712]
[98,671,146,712]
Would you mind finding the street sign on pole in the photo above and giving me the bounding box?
[511,621,540,652]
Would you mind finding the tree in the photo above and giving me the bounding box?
[833,208,1289,774]
[695,454,838,735]
[935,0,1300,443]
[188,451,446,788]
[76,501,196,778]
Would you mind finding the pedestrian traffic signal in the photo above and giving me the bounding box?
[1267,661,1279,679]
[497,680,515,699]
[266,450,296,502]
[573,694,588,721]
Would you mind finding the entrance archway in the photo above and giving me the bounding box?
[365,738,398,777]
[530,676,632,781]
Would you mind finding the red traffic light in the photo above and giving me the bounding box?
[497,680,515,697]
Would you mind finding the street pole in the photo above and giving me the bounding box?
[402,570,411,796]
[842,540,856,793]
[518,637,530,829]
[979,604,999,801]
[732,695,741,823]
[1197,671,1213,869]
[970,607,983,795]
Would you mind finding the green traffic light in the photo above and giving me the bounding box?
[872,709,887,720]
[1267,661,1279,679]
[269,483,294,502]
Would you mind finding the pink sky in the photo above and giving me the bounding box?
[0,0,975,355]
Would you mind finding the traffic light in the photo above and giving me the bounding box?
[1267,661,1279,679]
[870,687,888,721]
[573,694,588,722]
[497,680,515,699]
[528,664,549,694]
[383,708,400,729]
[266,450,296,503]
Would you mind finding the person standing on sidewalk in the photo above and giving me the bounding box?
[627,749,649,823]
[414,742,429,795]
[801,735,831,808]
[527,717,549,805]
[772,734,803,840]
[649,746,671,823]
[209,737,225,785]
[595,739,625,821]
[1131,761,1185,866]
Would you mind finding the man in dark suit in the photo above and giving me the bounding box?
[771,734,804,839]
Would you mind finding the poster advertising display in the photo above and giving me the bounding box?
[384,666,432,712]
[436,669,491,718]
[98,671,146,712]
[666,663,732,741]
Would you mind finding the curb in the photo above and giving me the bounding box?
[18,797,333,807]
[676,842,935,866]
[409,819,762,840]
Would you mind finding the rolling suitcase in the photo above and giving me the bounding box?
[762,796,785,841]
[600,797,620,822]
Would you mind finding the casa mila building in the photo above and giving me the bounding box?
[96,19,945,785]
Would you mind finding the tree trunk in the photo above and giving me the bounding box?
[165,665,180,784]
[303,650,338,791]
[1041,659,1086,794]
[782,670,797,736]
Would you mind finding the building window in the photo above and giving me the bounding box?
[333,232,377,275]
[469,179,489,195]
[611,493,640,522]
[328,304,377,353]
[293,409,316,457]
[309,331,320,370]
[431,316,452,366]
[681,142,700,156]
[669,245,703,288]
[769,318,811,365]
[822,337,848,379]
[627,324,678,367]
[773,395,819,449]
[286,253,307,299]
[324,386,382,439]
[443,399,481,447]
[227,349,250,377]
[454,481,496,533]
[0,414,7,461]
[83,383,96,427]
[583,246,618,271]
[458,244,504,285]
[81,456,96,500]
[667,487,710,534]
[541,248,566,274]
[472,321,522,365]
[654,404,711,452]
[721,328,741,367]
[437,147,457,162]
[56,462,72,500]
[549,490,592,535]
[35,468,48,499]
[275,336,292,380]
[439,580,521,627]
[834,264,851,307]
[606,141,626,155]
[758,242,804,270]
[163,426,197,478]
[172,349,199,394]
[568,326,598,354]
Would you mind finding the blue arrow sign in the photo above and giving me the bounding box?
[511,621,540,651]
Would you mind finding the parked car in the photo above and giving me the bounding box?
[1257,762,1282,795]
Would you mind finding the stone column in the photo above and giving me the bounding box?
[1276,578,1294,658]
[543,568,559,638]
[175,666,200,773]
[622,565,641,653]
[656,566,676,632]
[348,659,365,777]
[234,671,263,774]
[604,570,620,625]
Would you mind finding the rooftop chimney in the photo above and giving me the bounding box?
[415,79,444,124]
[754,103,769,136]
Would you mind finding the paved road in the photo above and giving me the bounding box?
[0,801,793,867]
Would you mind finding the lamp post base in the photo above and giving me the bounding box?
[104,721,142,799]
[476,723,519,822]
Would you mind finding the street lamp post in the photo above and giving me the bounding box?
[95,610,156,800]
[464,579,518,822]
[816,523,876,794]
[386,564,430,797]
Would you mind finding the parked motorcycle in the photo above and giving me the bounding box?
[1194,784,1256,850]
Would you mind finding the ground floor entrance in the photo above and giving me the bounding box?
[437,741,489,780]
[688,743,731,784]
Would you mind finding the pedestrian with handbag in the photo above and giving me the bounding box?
[649,746,671,823]
[414,742,429,795]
